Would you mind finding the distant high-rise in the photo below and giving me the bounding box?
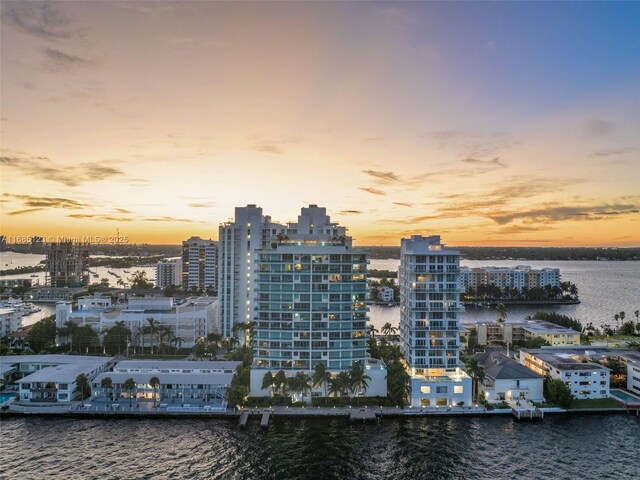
[45,241,90,288]
[181,237,217,293]
[156,259,182,289]
[399,235,471,407]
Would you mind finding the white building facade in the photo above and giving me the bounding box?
[0,307,22,338]
[156,259,182,288]
[400,235,471,407]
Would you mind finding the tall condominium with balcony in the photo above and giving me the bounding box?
[219,205,386,397]
[400,235,471,407]
[182,237,217,293]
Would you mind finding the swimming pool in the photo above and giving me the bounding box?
[610,389,640,403]
[0,393,16,405]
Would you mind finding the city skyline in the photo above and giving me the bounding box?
[2,2,639,246]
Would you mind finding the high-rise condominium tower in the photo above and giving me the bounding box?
[399,235,471,407]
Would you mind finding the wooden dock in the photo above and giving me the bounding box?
[349,408,378,422]
[239,410,250,427]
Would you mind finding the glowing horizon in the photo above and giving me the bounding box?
[1,2,639,247]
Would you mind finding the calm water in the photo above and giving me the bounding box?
[0,415,638,479]
[369,259,640,330]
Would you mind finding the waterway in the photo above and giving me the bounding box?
[0,414,638,479]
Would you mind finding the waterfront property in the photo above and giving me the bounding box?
[45,241,89,288]
[399,235,472,407]
[56,295,216,348]
[0,355,115,402]
[519,348,610,399]
[474,351,544,403]
[91,360,239,405]
[463,318,581,347]
[0,307,22,338]
[459,265,561,292]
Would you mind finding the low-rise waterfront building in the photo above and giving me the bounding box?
[459,265,561,292]
[91,360,240,405]
[0,354,115,402]
[56,295,217,349]
[28,286,86,302]
[475,351,544,403]
[0,307,22,338]
[519,348,610,399]
[464,318,581,347]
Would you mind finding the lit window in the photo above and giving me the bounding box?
[420,386,431,394]
[454,386,463,394]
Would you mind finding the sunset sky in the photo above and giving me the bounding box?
[1,1,639,246]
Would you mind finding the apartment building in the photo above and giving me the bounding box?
[399,235,471,407]
[156,259,182,288]
[182,237,217,292]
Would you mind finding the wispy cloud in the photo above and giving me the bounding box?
[489,203,639,225]
[67,213,197,223]
[462,157,506,168]
[590,147,635,157]
[1,2,79,39]
[249,144,284,155]
[4,193,87,209]
[584,119,616,139]
[338,210,363,215]
[362,170,401,184]
[1,154,125,186]
[188,202,215,208]
[359,187,386,196]
[7,208,46,216]
[393,202,413,207]
[43,48,94,69]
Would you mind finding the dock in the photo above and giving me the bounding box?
[239,410,250,427]
[349,408,378,422]
[260,411,271,429]
[511,407,544,421]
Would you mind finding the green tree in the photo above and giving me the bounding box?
[464,358,485,402]
[381,322,397,337]
[524,337,551,349]
[349,362,371,403]
[312,363,331,401]
[387,362,411,407]
[100,376,113,401]
[123,378,136,407]
[149,376,160,406]
[328,377,342,398]
[75,373,91,406]
[145,318,159,354]
[130,270,153,289]
[261,371,275,396]
[103,321,131,355]
[544,378,573,409]
[367,324,379,339]
[294,371,313,400]
[274,370,287,397]
[26,315,57,352]
[496,303,507,324]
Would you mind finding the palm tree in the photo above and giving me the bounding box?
[75,373,91,407]
[634,310,640,326]
[465,358,485,402]
[312,363,331,400]
[349,362,371,403]
[261,371,275,396]
[367,324,379,339]
[336,371,351,398]
[100,376,113,402]
[295,372,312,400]
[274,370,287,398]
[123,378,136,408]
[496,303,507,324]
[146,318,159,354]
[149,376,160,406]
[381,322,397,337]
[328,378,341,398]
[614,313,620,333]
